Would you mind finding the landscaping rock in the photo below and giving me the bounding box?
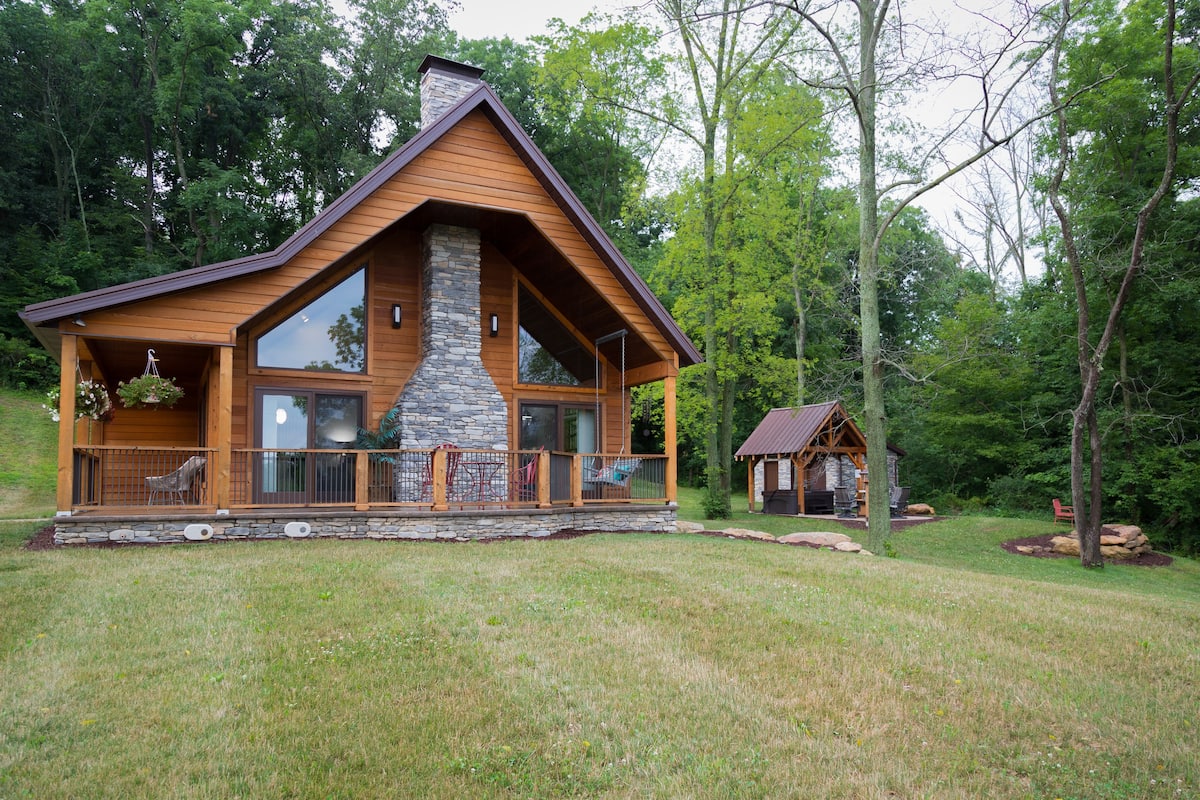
[906,503,936,515]
[720,527,775,541]
[778,531,852,547]
[833,541,863,553]
[1051,535,1080,555]
[675,520,707,534]
[1050,525,1150,560]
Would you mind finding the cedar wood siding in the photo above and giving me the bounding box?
[90,108,641,453]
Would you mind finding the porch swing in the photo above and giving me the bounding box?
[585,330,642,488]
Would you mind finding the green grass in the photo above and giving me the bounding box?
[2,388,1198,798]
[0,390,57,520]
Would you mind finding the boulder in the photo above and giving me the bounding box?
[675,520,707,534]
[906,503,936,516]
[1101,544,1137,560]
[720,527,775,541]
[778,531,853,547]
[833,541,863,553]
[1051,535,1080,556]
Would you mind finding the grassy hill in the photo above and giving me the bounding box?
[0,388,58,519]
[1,386,1197,798]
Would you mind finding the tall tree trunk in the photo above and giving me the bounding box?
[857,0,891,551]
[1049,0,1195,567]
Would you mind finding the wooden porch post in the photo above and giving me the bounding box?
[664,373,678,504]
[55,334,78,514]
[216,346,233,510]
[745,457,756,512]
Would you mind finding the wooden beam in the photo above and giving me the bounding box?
[664,373,677,504]
[56,334,77,514]
[625,361,677,386]
[216,346,233,509]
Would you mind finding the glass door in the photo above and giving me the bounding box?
[518,403,596,453]
[256,391,362,504]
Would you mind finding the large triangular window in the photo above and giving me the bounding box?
[517,284,594,387]
[257,267,366,373]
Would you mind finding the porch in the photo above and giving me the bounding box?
[56,446,674,545]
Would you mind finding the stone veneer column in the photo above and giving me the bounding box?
[419,57,485,129]
[395,224,507,451]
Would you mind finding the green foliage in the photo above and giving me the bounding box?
[116,375,184,409]
[701,487,732,520]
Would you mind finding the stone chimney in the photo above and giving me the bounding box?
[418,55,485,129]
[394,224,507,453]
[393,58,507,471]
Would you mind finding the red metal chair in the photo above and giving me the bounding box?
[420,443,460,501]
[509,455,538,502]
[1052,498,1074,525]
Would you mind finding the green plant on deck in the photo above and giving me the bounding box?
[356,405,401,462]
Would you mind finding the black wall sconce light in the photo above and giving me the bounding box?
[489,313,499,337]
[392,304,402,329]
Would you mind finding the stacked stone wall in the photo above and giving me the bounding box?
[53,507,677,546]
[396,224,507,452]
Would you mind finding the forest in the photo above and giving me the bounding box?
[1,0,1197,554]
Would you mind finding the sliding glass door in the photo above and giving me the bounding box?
[256,391,362,504]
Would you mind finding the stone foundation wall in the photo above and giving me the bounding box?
[53,506,677,546]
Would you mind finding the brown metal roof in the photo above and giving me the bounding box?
[735,402,843,458]
[21,79,702,369]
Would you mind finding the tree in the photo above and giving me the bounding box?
[1044,0,1200,566]
[781,0,1076,551]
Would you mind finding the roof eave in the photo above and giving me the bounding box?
[21,82,703,368]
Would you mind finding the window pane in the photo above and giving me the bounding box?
[315,395,362,448]
[261,394,309,449]
[517,285,593,386]
[519,404,558,451]
[564,408,595,453]
[258,267,365,372]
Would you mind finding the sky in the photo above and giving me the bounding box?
[447,0,619,41]
[442,0,1032,283]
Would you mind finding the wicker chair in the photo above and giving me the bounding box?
[145,456,206,505]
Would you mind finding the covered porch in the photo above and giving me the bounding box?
[56,445,672,545]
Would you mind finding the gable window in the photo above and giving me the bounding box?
[517,284,594,387]
[257,267,366,372]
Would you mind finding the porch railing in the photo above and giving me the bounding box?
[70,446,668,513]
[72,446,215,508]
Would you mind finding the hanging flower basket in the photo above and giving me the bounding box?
[44,379,114,422]
[117,373,183,408]
[117,349,184,408]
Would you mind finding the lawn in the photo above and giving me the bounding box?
[2,390,1198,798]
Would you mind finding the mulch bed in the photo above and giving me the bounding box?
[1000,533,1173,567]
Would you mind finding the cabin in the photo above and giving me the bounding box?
[20,56,702,545]
[735,402,902,516]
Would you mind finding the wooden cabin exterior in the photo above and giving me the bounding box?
[21,57,701,545]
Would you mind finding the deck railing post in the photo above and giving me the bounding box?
[537,449,551,508]
[355,450,370,510]
[571,453,583,507]
[432,448,449,511]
